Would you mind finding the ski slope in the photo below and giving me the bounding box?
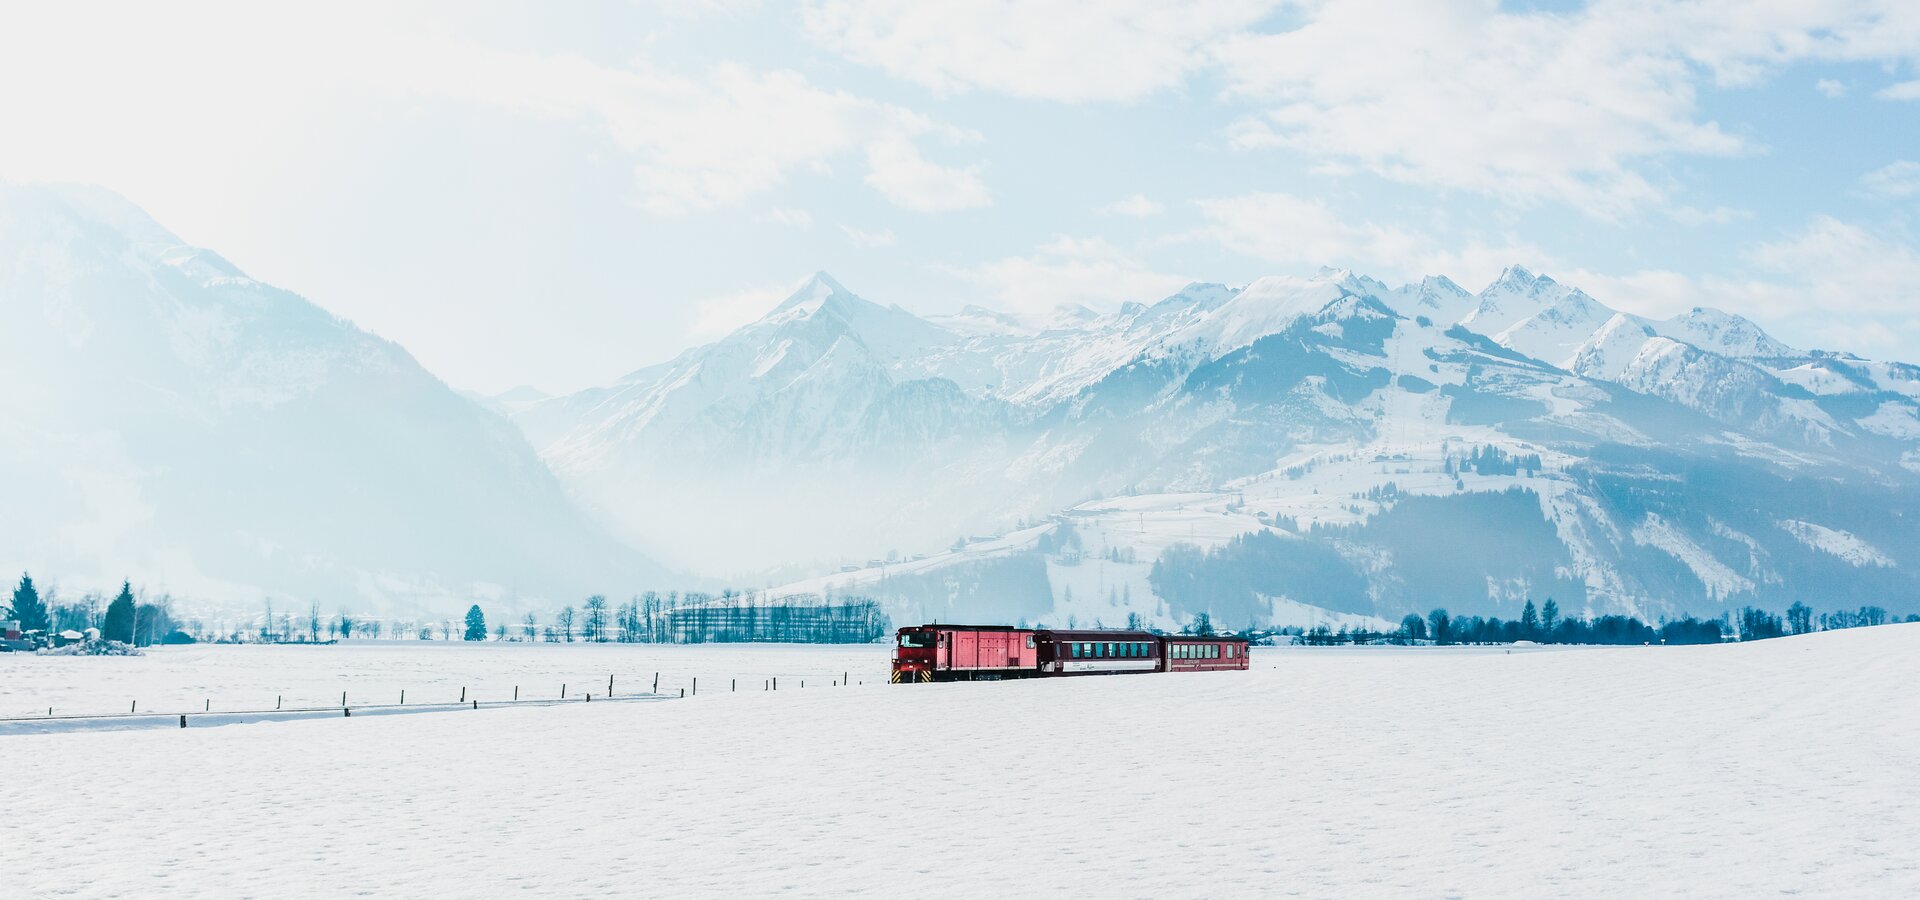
[4,627,1918,897]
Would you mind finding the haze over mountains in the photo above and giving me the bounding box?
[7,185,1919,627]
[0,184,662,617]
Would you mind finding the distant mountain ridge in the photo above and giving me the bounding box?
[519,265,1920,628]
[0,183,664,616]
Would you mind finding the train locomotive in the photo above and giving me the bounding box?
[889,624,1249,683]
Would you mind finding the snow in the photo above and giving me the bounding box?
[1857,400,1920,440]
[4,627,1918,897]
[1778,520,1895,568]
[0,641,888,718]
[1631,513,1754,600]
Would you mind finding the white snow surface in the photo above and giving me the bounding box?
[4,627,1918,897]
[1778,519,1896,568]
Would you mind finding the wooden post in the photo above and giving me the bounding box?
[773,677,778,691]
[341,691,347,708]
[277,695,282,709]
[652,672,658,693]
[204,699,210,711]
[513,686,519,701]
[344,707,350,717]
[732,679,736,692]
[179,715,186,728]
[608,674,614,696]
[472,700,477,710]
[460,686,466,703]
[693,677,697,696]
[562,683,566,699]
[131,700,136,713]
[679,688,684,698]
[400,690,405,705]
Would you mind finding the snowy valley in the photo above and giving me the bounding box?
[5,185,1919,631]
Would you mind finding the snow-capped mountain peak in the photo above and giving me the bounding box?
[1656,307,1800,359]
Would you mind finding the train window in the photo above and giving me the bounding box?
[1226,645,1235,658]
[898,631,935,648]
[1027,635,1036,648]
[1070,643,1080,658]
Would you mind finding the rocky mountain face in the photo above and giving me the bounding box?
[0,184,662,616]
[522,267,1920,628]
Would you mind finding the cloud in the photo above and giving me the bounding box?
[1861,161,1920,198]
[1878,80,1920,101]
[802,0,1276,102]
[1098,194,1164,218]
[1816,78,1848,98]
[841,225,899,247]
[1568,217,1920,361]
[1194,190,1540,288]
[800,1,1920,218]
[1745,217,1920,321]
[942,235,1189,312]
[755,207,815,227]
[0,5,985,216]
[863,138,992,211]
[688,282,792,339]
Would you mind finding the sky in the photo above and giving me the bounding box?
[2,0,1918,395]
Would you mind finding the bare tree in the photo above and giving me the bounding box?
[557,606,575,642]
[583,595,608,642]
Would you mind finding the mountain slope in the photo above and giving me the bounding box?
[524,265,1920,628]
[0,184,663,615]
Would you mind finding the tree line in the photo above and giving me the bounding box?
[3,573,890,648]
[1277,598,1919,646]
[4,573,186,647]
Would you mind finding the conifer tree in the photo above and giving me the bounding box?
[463,604,487,641]
[1520,599,1540,638]
[103,581,136,643]
[1541,598,1560,639]
[11,572,49,633]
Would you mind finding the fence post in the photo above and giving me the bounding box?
[732,679,736,692]
[277,695,282,710]
[460,686,466,703]
[180,715,186,728]
[401,690,405,705]
[679,688,684,698]
[472,700,477,710]
[608,675,614,696]
[344,707,350,717]
[562,683,566,699]
[131,700,136,713]
[774,677,778,691]
[693,677,697,696]
[514,686,519,701]
[653,672,658,693]
[342,691,347,708]
[204,699,210,711]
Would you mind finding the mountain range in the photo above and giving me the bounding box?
[0,184,661,618]
[7,184,1918,628]
[517,268,1920,629]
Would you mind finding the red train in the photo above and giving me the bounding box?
[890,624,1250,683]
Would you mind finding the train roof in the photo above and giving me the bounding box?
[897,623,1027,633]
[1164,633,1250,643]
[1035,628,1160,640]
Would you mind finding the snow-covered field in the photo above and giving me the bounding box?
[5,627,1919,897]
[0,641,889,717]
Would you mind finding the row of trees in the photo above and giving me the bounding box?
[6,573,184,647]
[1360,599,1917,647]
[461,592,890,645]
